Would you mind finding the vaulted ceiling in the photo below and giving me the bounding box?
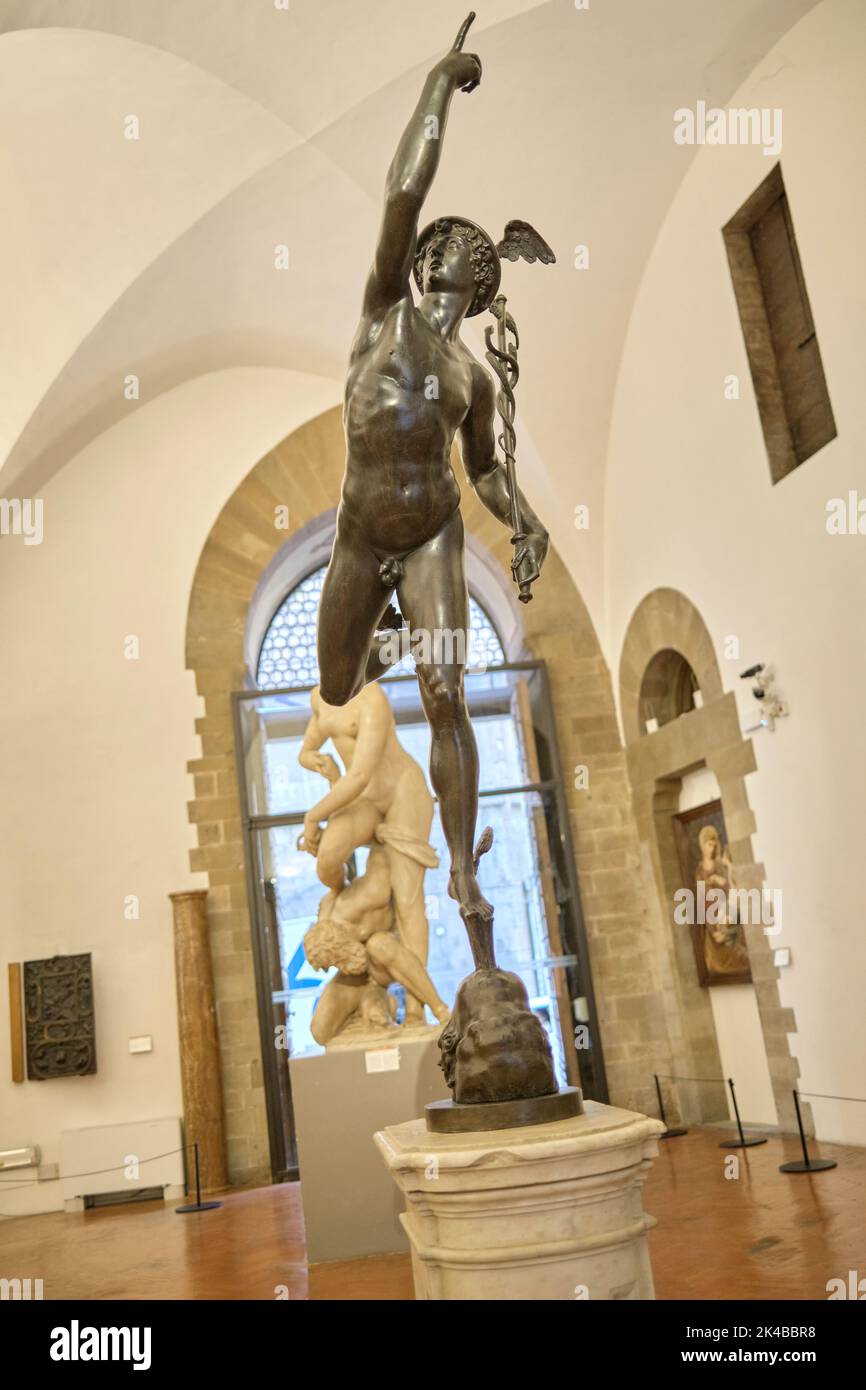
[0,0,818,617]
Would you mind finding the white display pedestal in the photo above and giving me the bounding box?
[374,1100,664,1300]
[290,1031,449,1263]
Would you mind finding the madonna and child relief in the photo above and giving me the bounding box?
[672,800,753,987]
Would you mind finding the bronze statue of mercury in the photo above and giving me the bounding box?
[316,15,550,973]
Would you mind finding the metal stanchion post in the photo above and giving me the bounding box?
[176,1142,224,1213]
[719,1077,767,1149]
[779,1091,837,1174]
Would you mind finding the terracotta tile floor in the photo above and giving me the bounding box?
[0,1127,860,1300]
[647,1125,866,1300]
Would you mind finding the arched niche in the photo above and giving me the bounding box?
[638,647,700,733]
[619,588,805,1134]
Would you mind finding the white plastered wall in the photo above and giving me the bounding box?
[606,0,866,1144]
[0,367,339,1214]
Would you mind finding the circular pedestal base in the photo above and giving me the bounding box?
[661,1127,688,1139]
[426,1085,583,1134]
[779,1158,837,1173]
[175,1201,223,1213]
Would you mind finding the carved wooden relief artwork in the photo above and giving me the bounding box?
[23,953,97,1079]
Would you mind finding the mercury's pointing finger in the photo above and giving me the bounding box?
[452,12,476,52]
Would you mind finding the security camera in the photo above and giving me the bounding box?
[740,662,767,700]
[740,662,789,733]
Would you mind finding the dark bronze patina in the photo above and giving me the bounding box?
[426,1088,583,1135]
[316,15,573,1122]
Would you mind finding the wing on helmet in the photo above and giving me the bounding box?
[496,220,556,266]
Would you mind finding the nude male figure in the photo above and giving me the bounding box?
[317,17,549,958]
[299,682,438,1021]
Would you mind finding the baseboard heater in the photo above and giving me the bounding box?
[60,1117,185,1211]
[84,1187,165,1210]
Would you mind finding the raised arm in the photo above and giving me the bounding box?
[354,16,482,342]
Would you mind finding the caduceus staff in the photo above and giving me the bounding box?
[484,296,532,601]
[484,221,555,603]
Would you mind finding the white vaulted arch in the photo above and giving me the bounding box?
[0,2,819,631]
[0,27,297,476]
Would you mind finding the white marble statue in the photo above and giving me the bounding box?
[298,683,449,1042]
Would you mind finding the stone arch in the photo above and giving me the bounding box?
[619,589,724,746]
[184,405,676,1184]
[618,588,804,1134]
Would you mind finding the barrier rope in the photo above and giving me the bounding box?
[0,1144,193,1187]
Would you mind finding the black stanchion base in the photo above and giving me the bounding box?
[661,1127,688,1139]
[719,1137,768,1148]
[779,1158,837,1173]
[176,1200,223,1213]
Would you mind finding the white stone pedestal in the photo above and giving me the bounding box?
[374,1100,664,1300]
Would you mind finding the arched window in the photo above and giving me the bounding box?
[235,545,597,1179]
[638,647,700,732]
[256,563,505,690]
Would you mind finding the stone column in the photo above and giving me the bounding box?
[170,890,229,1193]
[375,1102,663,1300]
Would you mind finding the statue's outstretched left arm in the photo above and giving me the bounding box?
[459,364,549,578]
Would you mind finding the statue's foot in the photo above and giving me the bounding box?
[449,831,496,968]
[403,999,426,1026]
[447,868,493,921]
[433,1003,451,1025]
[445,824,495,918]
